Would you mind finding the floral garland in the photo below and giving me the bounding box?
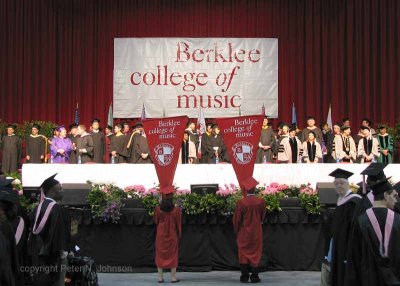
[86,181,324,223]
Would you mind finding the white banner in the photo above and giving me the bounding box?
[113,38,278,118]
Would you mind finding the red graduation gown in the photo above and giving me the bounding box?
[233,195,266,266]
[154,206,181,268]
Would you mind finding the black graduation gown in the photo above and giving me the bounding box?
[0,218,20,286]
[29,199,70,286]
[68,135,78,164]
[346,208,400,286]
[126,132,138,163]
[0,229,16,286]
[205,135,229,163]
[25,135,45,163]
[1,135,21,173]
[76,134,94,163]
[200,133,211,163]
[330,195,361,286]
[134,135,152,164]
[110,134,129,163]
[90,130,105,163]
[256,127,276,163]
[12,216,28,286]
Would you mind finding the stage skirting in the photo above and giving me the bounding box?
[23,163,400,189]
[70,208,333,272]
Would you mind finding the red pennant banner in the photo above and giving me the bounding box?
[142,116,188,193]
[217,115,264,191]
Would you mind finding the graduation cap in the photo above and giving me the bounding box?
[341,125,351,131]
[69,123,78,130]
[7,124,16,130]
[133,122,143,129]
[329,168,354,179]
[56,125,66,132]
[40,174,60,194]
[32,124,41,130]
[360,126,370,131]
[361,163,387,183]
[91,118,101,124]
[368,177,393,196]
[377,124,387,130]
[0,189,19,205]
[106,125,113,130]
[0,178,14,191]
[241,177,259,192]
[206,122,213,127]
[211,123,219,129]
[289,126,297,133]
[161,186,175,198]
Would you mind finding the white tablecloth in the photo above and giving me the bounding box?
[22,163,400,190]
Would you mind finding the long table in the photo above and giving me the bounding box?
[23,163,400,189]
[70,208,333,272]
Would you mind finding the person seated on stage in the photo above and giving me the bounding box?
[1,124,22,174]
[300,116,323,144]
[357,126,380,163]
[185,121,200,152]
[376,125,394,164]
[110,123,129,163]
[205,124,229,164]
[89,118,105,163]
[362,117,376,136]
[154,188,181,283]
[50,126,73,164]
[76,124,94,163]
[67,124,79,164]
[200,123,213,163]
[277,126,302,163]
[324,169,361,286]
[345,178,400,286]
[0,178,23,285]
[256,116,276,163]
[332,126,357,163]
[178,131,197,164]
[233,177,266,283]
[25,124,45,164]
[132,123,152,164]
[29,174,72,286]
[301,131,323,163]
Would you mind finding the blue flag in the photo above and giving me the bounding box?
[74,102,79,125]
[291,103,297,126]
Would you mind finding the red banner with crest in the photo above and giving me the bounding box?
[142,116,188,194]
[217,115,264,192]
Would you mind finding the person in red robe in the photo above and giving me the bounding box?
[233,177,266,283]
[154,188,182,283]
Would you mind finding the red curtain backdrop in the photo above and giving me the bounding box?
[1,0,399,128]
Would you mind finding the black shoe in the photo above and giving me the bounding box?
[250,274,261,283]
[240,274,249,283]
[240,264,250,283]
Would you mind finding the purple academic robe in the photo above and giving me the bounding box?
[50,137,73,163]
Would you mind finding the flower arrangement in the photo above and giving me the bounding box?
[87,181,125,223]
[256,183,285,212]
[124,185,147,199]
[298,184,321,215]
[87,181,323,219]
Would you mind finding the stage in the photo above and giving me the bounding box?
[22,163,400,189]
[70,207,333,272]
